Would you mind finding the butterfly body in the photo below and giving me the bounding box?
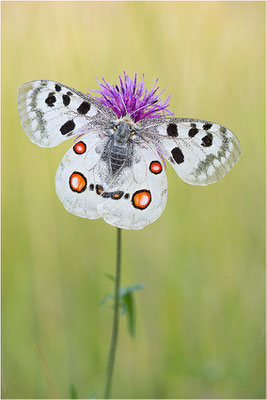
[106,118,136,175]
[18,78,241,230]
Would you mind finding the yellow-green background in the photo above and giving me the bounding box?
[2,2,265,399]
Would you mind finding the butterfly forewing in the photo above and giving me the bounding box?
[138,117,241,186]
[18,80,116,147]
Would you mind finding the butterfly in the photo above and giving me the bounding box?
[17,75,241,230]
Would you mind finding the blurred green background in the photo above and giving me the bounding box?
[2,2,265,399]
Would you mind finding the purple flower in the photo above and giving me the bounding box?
[88,71,174,122]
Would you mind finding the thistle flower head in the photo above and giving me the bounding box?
[89,71,173,122]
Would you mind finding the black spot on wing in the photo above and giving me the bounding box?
[188,128,199,137]
[62,94,71,106]
[102,192,112,198]
[45,94,56,107]
[203,123,213,130]
[111,191,124,200]
[89,184,94,191]
[167,123,178,137]
[101,190,124,200]
[201,133,213,147]
[55,84,61,92]
[77,101,91,114]
[96,184,104,195]
[60,120,75,135]
[171,147,184,164]
[67,91,73,96]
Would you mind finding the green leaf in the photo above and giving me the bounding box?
[70,383,78,399]
[104,272,115,281]
[123,292,136,337]
[100,283,145,338]
[101,283,145,308]
[119,284,145,298]
[100,293,114,307]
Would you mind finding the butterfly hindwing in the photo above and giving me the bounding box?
[138,117,241,185]
[18,80,116,148]
[55,132,108,219]
[56,136,168,230]
[97,141,168,229]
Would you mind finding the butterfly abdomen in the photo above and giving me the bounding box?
[110,141,129,174]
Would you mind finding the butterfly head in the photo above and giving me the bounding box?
[110,116,137,144]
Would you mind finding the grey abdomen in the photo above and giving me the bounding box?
[110,143,128,174]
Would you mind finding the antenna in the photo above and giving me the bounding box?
[116,85,128,115]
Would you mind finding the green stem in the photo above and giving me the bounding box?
[104,228,122,399]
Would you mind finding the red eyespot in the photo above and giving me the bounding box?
[132,190,151,210]
[149,161,162,174]
[73,141,86,154]
[69,172,87,192]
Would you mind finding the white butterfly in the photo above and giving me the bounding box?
[17,78,241,230]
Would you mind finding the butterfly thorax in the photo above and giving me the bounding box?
[107,118,136,175]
